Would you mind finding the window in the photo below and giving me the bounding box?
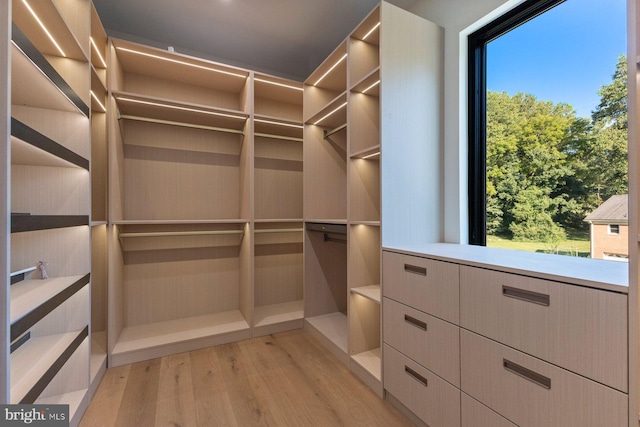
[468,0,627,260]
[609,224,620,235]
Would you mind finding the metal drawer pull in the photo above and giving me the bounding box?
[502,285,550,306]
[404,264,427,276]
[405,366,428,387]
[404,314,427,331]
[503,359,551,389]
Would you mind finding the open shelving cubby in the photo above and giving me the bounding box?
[109,221,251,366]
[253,222,304,336]
[107,39,254,366]
[8,1,92,423]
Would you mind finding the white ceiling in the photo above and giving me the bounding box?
[92,0,420,81]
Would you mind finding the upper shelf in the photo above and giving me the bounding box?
[11,214,89,233]
[11,34,89,116]
[350,5,381,43]
[254,74,303,106]
[114,92,249,134]
[351,68,380,96]
[305,40,347,92]
[112,39,250,95]
[305,92,347,128]
[12,0,88,62]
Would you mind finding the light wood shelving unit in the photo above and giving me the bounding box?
[89,2,108,397]
[4,0,94,424]
[106,38,305,365]
[303,2,442,396]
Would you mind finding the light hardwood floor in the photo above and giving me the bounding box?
[80,329,414,427]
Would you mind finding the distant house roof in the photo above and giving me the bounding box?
[584,194,628,224]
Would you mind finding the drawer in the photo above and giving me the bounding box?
[383,344,460,427]
[460,330,627,427]
[383,297,459,386]
[460,265,627,392]
[461,393,516,427]
[382,251,459,323]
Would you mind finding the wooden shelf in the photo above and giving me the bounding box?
[305,312,348,354]
[254,114,303,140]
[12,0,88,61]
[351,348,381,380]
[306,92,348,128]
[350,6,381,43]
[11,214,89,233]
[36,388,88,425]
[11,118,89,169]
[112,38,250,97]
[254,74,303,122]
[11,42,83,115]
[10,327,88,404]
[10,274,90,341]
[351,68,381,95]
[12,24,88,116]
[305,41,347,93]
[111,311,251,366]
[254,300,304,327]
[113,219,248,225]
[114,92,249,133]
[351,146,381,160]
[350,285,381,304]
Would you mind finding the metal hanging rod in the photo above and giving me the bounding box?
[118,114,245,136]
[323,123,347,140]
[254,132,303,142]
[254,228,304,234]
[324,233,347,244]
[119,230,245,238]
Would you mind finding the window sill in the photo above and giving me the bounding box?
[383,243,628,293]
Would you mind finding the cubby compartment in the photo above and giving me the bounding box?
[304,222,348,363]
[303,93,348,222]
[348,224,381,391]
[253,222,304,336]
[12,0,91,112]
[10,283,89,406]
[349,6,380,86]
[254,124,303,221]
[90,224,107,384]
[254,73,303,122]
[111,107,250,221]
[304,41,347,120]
[349,74,380,155]
[111,39,250,113]
[349,156,380,223]
[109,222,252,366]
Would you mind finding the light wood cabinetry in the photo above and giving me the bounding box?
[383,245,630,426]
[105,35,304,365]
[303,2,442,396]
[3,0,93,424]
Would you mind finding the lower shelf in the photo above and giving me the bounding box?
[254,300,304,337]
[111,310,251,366]
[351,348,381,381]
[36,388,88,427]
[305,312,348,365]
[10,328,88,404]
[351,348,383,397]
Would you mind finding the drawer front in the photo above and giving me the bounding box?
[382,251,459,323]
[460,265,627,392]
[460,330,627,427]
[461,393,516,427]
[384,344,460,427]
[383,297,460,386]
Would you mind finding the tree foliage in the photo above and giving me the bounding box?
[486,56,628,242]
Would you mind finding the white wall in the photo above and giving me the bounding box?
[407,0,527,243]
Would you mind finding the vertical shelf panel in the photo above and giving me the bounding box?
[0,0,10,404]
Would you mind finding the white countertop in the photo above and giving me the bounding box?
[383,243,629,293]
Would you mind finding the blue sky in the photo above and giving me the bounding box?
[487,0,627,119]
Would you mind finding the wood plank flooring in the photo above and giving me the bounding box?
[80,329,415,427]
